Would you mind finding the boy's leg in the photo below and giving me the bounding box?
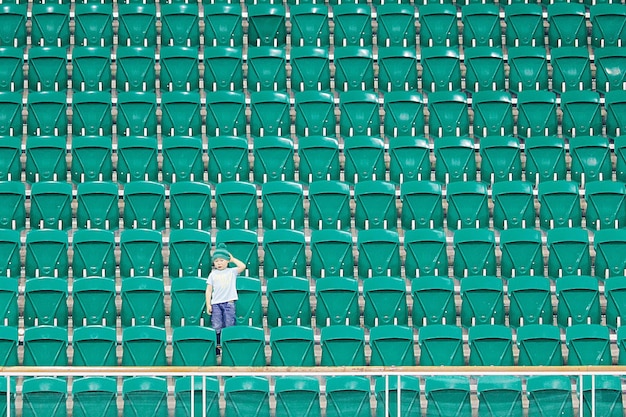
[224,301,236,328]
[211,303,225,355]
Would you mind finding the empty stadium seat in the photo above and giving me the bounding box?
[538,181,582,230]
[556,276,601,327]
[294,91,336,137]
[566,324,612,366]
[0,230,20,279]
[315,276,360,327]
[74,4,114,47]
[72,326,117,366]
[310,229,354,279]
[325,376,371,417]
[207,136,249,183]
[383,91,425,138]
[22,377,67,417]
[224,377,270,417]
[404,228,448,278]
[424,376,471,417]
[25,136,67,183]
[420,47,461,92]
[171,326,217,366]
[247,4,286,47]
[354,180,396,230]
[117,4,157,47]
[460,275,505,327]
[0,136,22,181]
[339,90,380,137]
[275,377,321,417]
[289,5,329,47]
[585,181,626,230]
[0,4,27,48]
[261,182,303,230]
[333,4,372,47]
[174,377,220,417]
[433,136,477,184]
[462,4,501,47]
[547,3,587,48]
[594,229,626,279]
[377,47,418,92]
[517,324,564,367]
[343,136,386,184]
[159,47,200,92]
[445,181,489,229]
[468,324,514,366]
[471,92,514,138]
[121,326,167,366]
[577,375,624,417]
[160,91,202,137]
[122,377,167,417]
[453,228,496,278]
[168,229,211,278]
[376,4,416,47]
[411,275,455,327]
[249,91,290,137]
[116,94,158,138]
[0,280,18,328]
[122,181,165,230]
[203,47,243,92]
[119,229,163,278]
[72,377,117,417]
[269,325,315,366]
[121,277,165,328]
[476,376,523,417]
[235,276,263,327]
[499,229,545,278]
[25,229,69,279]
[203,4,243,47]
[266,276,310,327]
[160,3,200,47]
[72,278,116,328]
[161,136,203,183]
[507,47,549,93]
[491,181,535,230]
[524,136,567,184]
[31,4,70,47]
[418,324,464,366]
[0,47,23,93]
[23,326,68,367]
[320,325,366,366]
[0,181,25,230]
[508,276,553,327]
[551,47,592,93]
[72,92,113,136]
[116,136,159,183]
[26,93,67,136]
[356,229,401,279]
[418,4,458,47]
[308,180,351,230]
[289,47,331,92]
[170,277,210,328]
[369,325,415,366]
[362,276,408,328]
[71,136,113,183]
[547,227,591,278]
[297,136,341,183]
[247,46,286,92]
[23,278,67,328]
[220,326,266,367]
[115,48,156,92]
[333,46,374,92]
[253,136,296,183]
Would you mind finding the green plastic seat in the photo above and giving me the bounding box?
[161,91,202,137]
[325,376,371,417]
[498,229,543,278]
[460,275,505,327]
[72,92,112,137]
[71,136,113,183]
[463,47,505,92]
[174,376,220,417]
[606,92,626,139]
[121,325,167,366]
[354,181,397,230]
[221,326,266,367]
[247,4,286,47]
[418,324,464,366]
[115,47,156,92]
[215,229,259,278]
[356,229,401,279]
[214,181,256,230]
[247,46,286,92]
[72,326,117,366]
[289,4,329,47]
[594,229,626,279]
[605,277,626,329]
[122,377,167,417]
[289,46,330,92]
[339,91,380,137]
[433,136,477,184]
[595,48,626,96]
[74,4,113,47]
[0,47,23,93]
[424,376,471,417]
[203,46,242,92]
[161,136,203,183]
[547,227,591,278]
[446,181,489,229]
[76,181,119,230]
[224,377,270,417]
[591,4,626,48]
[333,46,374,92]
[315,277,359,327]
[235,276,263,327]
[275,377,320,417]
[0,327,17,367]
[516,324,563,366]
[411,276,455,327]
[479,136,521,184]
[0,136,22,181]
[308,180,351,231]
[31,4,70,47]
[383,92,425,138]
[585,181,626,231]
[203,4,243,47]
[507,46,548,94]
[320,325,365,366]
[524,136,567,184]
[343,136,386,184]
[400,181,442,230]
[375,376,420,417]
[333,4,372,47]
[418,4,458,47]
[556,275,601,327]
[505,4,544,47]
[160,3,200,47]
[269,325,315,366]
[249,91,290,137]
[472,92,514,138]
[24,278,67,328]
[476,376,523,417]
[159,46,199,92]
[550,47,592,93]
[566,324,612,365]
[577,375,624,417]
[72,48,112,92]
[27,92,67,136]
[468,324,514,366]
[0,230,20,278]
[117,4,157,47]
[25,136,67,183]
[516,90,558,138]
[294,91,335,137]
[263,229,306,278]
[548,3,587,47]
[121,277,165,327]
[72,278,116,328]
[376,4,416,47]
[615,136,626,183]
[206,91,246,137]
[122,180,165,230]
[116,135,158,183]
[22,377,67,417]
[116,94,157,138]
[72,377,117,417]
[266,276,310,327]
[420,46,461,92]
[253,136,295,183]
[119,229,163,278]
[428,91,469,138]
[207,136,249,183]
[453,228,496,278]
[527,376,574,417]
[170,277,210,327]
[168,229,211,279]
[310,229,354,279]
[377,47,417,92]
[0,279,17,327]
[492,181,535,230]
[369,325,415,366]
[261,182,303,230]
[171,326,217,366]
[389,136,430,184]
[507,276,553,327]
[570,138,613,188]
[538,181,582,230]
[169,182,212,230]
[403,228,448,278]
[25,229,69,279]
[0,4,27,48]
[462,4,501,47]
[298,136,340,183]
[23,326,68,366]
[0,181,24,230]
[561,92,603,140]
[363,276,408,328]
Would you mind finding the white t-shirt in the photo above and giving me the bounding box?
[206,267,239,305]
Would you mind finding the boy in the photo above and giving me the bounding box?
[206,243,246,355]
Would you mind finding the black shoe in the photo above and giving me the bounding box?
[216,346,221,356]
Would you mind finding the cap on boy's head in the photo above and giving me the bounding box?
[212,243,231,262]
